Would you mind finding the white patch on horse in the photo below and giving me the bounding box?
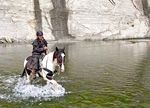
[24,59,27,68]
[60,53,65,72]
[61,53,65,58]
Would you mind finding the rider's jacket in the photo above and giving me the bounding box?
[32,39,47,55]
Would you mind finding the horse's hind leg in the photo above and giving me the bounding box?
[26,74,30,84]
[21,68,26,77]
[39,70,47,81]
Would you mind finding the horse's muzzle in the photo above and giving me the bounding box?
[61,68,65,72]
[60,64,65,72]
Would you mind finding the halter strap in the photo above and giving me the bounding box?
[43,68,53,74]
[43,68,53,80]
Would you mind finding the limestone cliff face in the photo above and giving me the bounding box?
[67,0,150,40]
[0,0,35,41]
[0,0,149,43]
[0,0,55,42]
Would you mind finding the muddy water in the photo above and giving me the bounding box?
[0,41,150,108]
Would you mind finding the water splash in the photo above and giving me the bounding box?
[0,76,65,101]
[13,78,65,99]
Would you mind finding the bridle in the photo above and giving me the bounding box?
[53,50,65,68]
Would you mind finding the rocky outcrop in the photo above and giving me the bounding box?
[142,0,150,16]
[0,0,35,41]
[0,0,54,43]
[0,0,149,43]
[67,0,150,40]
[0,37,14,44]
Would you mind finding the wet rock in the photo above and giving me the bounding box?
[0,39,6,44]
[0,37,14,44]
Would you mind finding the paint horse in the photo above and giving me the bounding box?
[21,47,65,83]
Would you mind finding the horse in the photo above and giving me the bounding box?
[21,47,65,84]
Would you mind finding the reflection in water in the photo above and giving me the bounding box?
[67,42,148,86]
[133,43,150,104]
[65,41,150,107]
[0,41,150,107]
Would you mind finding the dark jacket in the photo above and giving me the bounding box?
[32,39,47,55]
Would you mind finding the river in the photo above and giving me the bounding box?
[0,41,150,108]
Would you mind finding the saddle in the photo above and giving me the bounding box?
[26,55,44,71]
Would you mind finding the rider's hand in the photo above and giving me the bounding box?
[44,47,48,50]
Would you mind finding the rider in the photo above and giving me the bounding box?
[31,31,48,79]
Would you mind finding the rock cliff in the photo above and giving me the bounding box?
[67,0,150,40]
[0,0,149,43]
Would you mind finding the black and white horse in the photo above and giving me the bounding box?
[21,47,65,83]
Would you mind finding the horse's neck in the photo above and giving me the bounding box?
[42,52,56,72]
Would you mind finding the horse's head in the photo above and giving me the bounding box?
[53,47,65,72]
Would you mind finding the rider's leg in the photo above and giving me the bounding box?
[39,58,42,69]
[39,54,44,70]
[31,56,39,79]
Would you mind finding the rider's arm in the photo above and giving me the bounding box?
[32,41,45,53]
[43,39,48,47]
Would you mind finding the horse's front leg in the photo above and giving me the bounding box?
[39,69,48,81]
[40,69,53,83]
[54,65,61,75]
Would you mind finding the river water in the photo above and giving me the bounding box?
[0,41,150,108]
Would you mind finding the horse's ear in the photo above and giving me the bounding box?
[56,47,59,51]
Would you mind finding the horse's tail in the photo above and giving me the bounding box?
[21,58,28,77]
[21,68,26,77]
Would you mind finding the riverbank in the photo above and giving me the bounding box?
[1,36,150,45]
